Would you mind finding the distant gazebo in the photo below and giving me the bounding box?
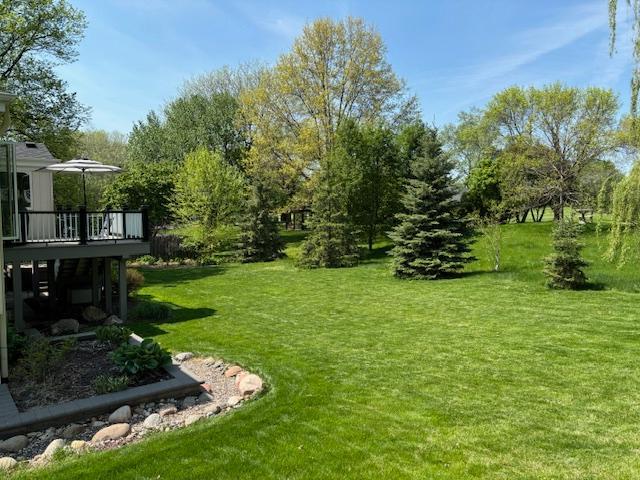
[280,207,311,230]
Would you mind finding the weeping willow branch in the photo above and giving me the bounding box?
[609,0,640,115]
[606,162,640,264]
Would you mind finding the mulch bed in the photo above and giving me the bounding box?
[8,340,171,411]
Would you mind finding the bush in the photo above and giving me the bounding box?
[129,301,171,322]
[110,338,171,376]
[95,325,132,347]
[136,255,158,265]
[14,338,75,382]
[7,325,26,362]
[544,219,589,289]
[127,268,145,295]
[93,374,130,394]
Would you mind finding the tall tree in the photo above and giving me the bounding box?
[0,0,89,159]
[389,129,474,279]
[605,162,640,264]
[485,84,618,219]
[173,148,246,232]
[336,120,402,250]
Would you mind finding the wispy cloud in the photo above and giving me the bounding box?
[417,1,611,121]
[230,1,305,40]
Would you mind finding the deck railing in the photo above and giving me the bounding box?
[17,207,149,244]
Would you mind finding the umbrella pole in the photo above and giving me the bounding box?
[82,170,87,207]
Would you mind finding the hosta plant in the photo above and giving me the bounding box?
[110,338,171,375]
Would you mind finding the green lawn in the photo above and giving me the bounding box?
[17,222,640,479]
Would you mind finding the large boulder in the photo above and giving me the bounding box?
[0,435,28,453]
[42,439,65,458]
[91,423,130,443]
[51,318,79,336]
[82,305,107,323]
[0,457,17,471]
[108,405,132,424]
[238,374,263,396]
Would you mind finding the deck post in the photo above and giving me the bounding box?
[118,257,127,321]
[104,258,112,313]
[46,260,55,303]
[31,260,40,298]
[91,258,100,306]
[12,262,23,332]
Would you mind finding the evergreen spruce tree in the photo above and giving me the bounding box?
[543,219,589,289]
[239,183,284,263]
[389,130,475,279]
[298,151,359,268]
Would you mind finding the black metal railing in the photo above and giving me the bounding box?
[16,206,149,245]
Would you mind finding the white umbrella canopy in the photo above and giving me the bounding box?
[37,157,122,207]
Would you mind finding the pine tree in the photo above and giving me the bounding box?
[389,130,475,279]
[543,219,588,289]
[239,183,284,263]
[298,151,359,268]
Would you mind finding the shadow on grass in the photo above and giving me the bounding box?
[140,265,227,288]
[129,296,217,337]
[359,244,392,264]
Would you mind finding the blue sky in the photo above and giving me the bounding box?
[61,0,635,134]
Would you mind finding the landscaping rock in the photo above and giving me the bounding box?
[50,318,79,335]
[203,403,221,416]
[42,439,64,458]
[0,457,17,471]
[91,420,107,428]
[182,396,196,408]
[238,374,263,396]
[198,391,214,404]
[61,423,83,439]
[92,424,130,443]
[234,371,248,387]
[24,328,43,340]
[108,405,132,424]
[0,435,28,453]
[70,440,87,451]
[143,413,162,429]
[159,406,177,417]
[103,314,123,326]
[224,365,242,377]
[227,395,242,407]
[82,305,107,323]
[184,414,201,426]
[174,352,193,362]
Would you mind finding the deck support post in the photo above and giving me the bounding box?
[46,260,55,302]
[31,260,40,298]
[12,262,23,332]
[118,257,127,321]
[104,258,112,313]
[91,258,100,306]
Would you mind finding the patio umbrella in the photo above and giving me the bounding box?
[37,157,122,207]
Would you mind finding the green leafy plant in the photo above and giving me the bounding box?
[7,325,26,362]
[110,338,171,375]
[95,325,132,347]
[136,255,158,265]
[14,338,75,383]
[129,301,171,322]
[93,374,130,394]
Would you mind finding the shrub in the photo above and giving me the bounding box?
[136,255,158,265]
[95,325,132,347]
[544,219,589,289]
[7,325,26,362]
[93,374,130,394]
[127,268,145,295]
[14,338,75,382]
[129,301,171,322]
[110,338,171,375]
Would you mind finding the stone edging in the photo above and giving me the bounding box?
[0,334,202,439]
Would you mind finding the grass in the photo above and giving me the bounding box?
[16,221,640,479]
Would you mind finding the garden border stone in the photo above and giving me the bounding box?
[0,334,203,439]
